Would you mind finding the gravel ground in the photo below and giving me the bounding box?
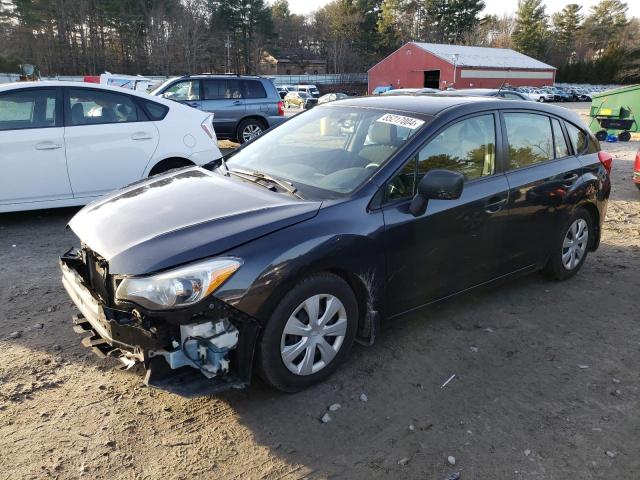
[0,103,638,480]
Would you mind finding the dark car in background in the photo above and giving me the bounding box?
[318,92,350,104]
[151,74,285,143]
[60,95,611,396]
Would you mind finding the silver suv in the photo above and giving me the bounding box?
[152,75,286,143]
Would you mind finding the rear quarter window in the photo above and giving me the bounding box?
[565,122,598,154]
[243,80,267,99]
[143,100,169,121]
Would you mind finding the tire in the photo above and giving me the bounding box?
[544,207,593,281]
[595,130,608,141]
[237,118,265,144]
[257,272,358,392]
[618,131,631,142]
[538,97,545,102]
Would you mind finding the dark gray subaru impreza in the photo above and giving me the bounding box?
[60,95,611,396]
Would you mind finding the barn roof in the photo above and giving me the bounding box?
[411,43,556,70]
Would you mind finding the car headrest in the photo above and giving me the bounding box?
[369,121,397,145]
[71,103,85,124]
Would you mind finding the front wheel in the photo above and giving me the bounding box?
[544,208,593,281]
[257,273,358,392]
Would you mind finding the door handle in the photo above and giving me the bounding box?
[562,173,579,187]
[35,142,62,150]
[485,195,508,213]
[131,132,153,141]
[233,100,242,105]
[186,102,201,108]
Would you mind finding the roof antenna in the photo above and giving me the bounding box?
[497,78,507,95]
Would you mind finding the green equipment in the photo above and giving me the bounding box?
[588,84,640,142]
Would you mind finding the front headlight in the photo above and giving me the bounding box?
[115,258,241,310]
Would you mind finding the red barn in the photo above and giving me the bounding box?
[368,42,556,93]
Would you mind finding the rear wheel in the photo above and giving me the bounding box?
[618,131,631,142]
[595,130,608,141]
[257,273,358,392]
[544,208,593,281]
[237,118,265,144]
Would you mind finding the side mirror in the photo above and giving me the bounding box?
[409,169,464,216]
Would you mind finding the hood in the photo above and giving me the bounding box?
[69,168,321,275]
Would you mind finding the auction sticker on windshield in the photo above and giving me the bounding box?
[377,113,425,130]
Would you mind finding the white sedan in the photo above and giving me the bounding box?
[522,88,554,102]
[0,81,221,213]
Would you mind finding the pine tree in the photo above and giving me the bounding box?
[582,0,628,54]
[551,4,582,54]
[512,0,548,60]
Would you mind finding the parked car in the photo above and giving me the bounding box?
[83,73,155,92]
[520,88,554,102]
[634,149,640,190]
[415,87,440,94]
[284,91,318,109]
[0,81,221,213]
[382,88,422,96]
[318,92,349,104]
[151,75,285,144]
[60,95,611,396]
[296,84,321,98]
[372,85,393,95]
[436,88,531,101]
[276,86,289,99]
[276,85,295,99]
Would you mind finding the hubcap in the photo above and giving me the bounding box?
[280,294,347,376]
[242,124,262,142]
[562,218,589,270]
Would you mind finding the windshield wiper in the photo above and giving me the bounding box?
[229,168,304,199]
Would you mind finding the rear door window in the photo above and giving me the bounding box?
[204,79,243,100]
[504,112,554,169]
[68,89,141,125]
[0,89,58,130]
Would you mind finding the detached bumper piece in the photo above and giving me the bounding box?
[60,250,260,397]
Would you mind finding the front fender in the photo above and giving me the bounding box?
[214,201,386,325]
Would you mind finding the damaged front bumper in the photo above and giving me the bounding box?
[60,249,260,397]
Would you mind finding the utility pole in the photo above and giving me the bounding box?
[225,35,231,73]
[452,53,459,88]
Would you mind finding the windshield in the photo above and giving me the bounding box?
[226,106,427,198]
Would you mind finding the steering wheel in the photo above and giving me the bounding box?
[365,162,380,169]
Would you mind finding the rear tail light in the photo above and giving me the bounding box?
[598,151,613,174]
[277,101,284,116]
[200,114,216,140]
[634,150,640,173]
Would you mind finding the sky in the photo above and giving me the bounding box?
[279,0,640,18]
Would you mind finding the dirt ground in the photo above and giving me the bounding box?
[1,103,639,480]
